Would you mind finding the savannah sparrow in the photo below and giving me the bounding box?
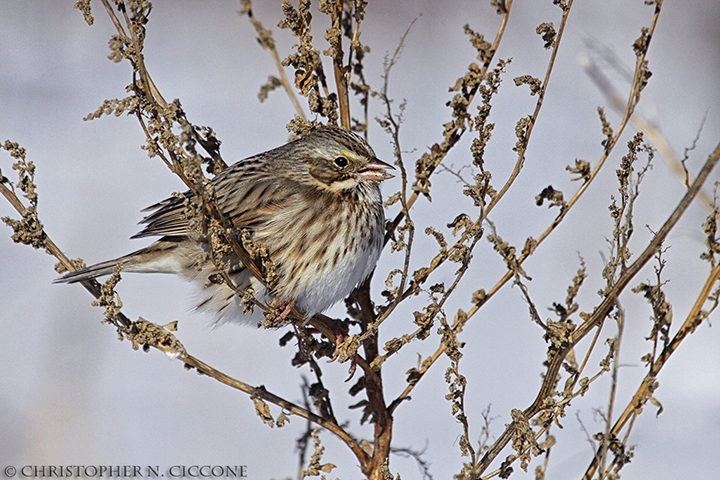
[57,126,393,326]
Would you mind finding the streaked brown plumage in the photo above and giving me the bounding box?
[57,126,393,326]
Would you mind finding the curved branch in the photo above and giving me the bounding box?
[484,1,571,215]
[178,352,371,468]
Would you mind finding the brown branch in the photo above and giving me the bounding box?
[100,1,356,351]
[582,262,720,479]
[361,16,417,335]
[178,352,371,468]
[484,0,572,215]
[477,139,720,473]
[385,0,572,316]
[330,0,351,129]
[3,4,383,471]
[582,53,714,210]
[0,178,132,328]
[1,157,372,470]
[100,0,167,108]
[241,0,306,120]
[390,0,663,423]
[389,0,573,410]
[386,0,513,238]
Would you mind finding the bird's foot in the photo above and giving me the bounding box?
[263,298,296,328]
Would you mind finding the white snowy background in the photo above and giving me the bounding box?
[1,1,719,479]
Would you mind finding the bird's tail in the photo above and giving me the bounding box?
[54,257,130,284]
[54,239,184,284]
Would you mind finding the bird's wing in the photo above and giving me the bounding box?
[215,175,297,230]
[131,193,191,239]
[131,179,294,239]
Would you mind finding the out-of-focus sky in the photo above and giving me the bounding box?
[1,1,719,479]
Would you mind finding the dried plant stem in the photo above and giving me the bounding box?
[330,0,351,129]
[100,0,166,108]
[178,352,370,467]
[530,3,662,250]
[392,0,662,418]
[271,48,307,121]
[363,17,417,334]
[540,144,720,408]
[243,1,306,120]
[583,262,720,479]
[390,0,573,408]
[5,1,713,477]
[4,4,381,471]
[386,0,512,235]
[8,199,381,476]
[100,1,358,354]
[485,0,573,215]
[478,5,657,296]
[477,139,720,474]
[598,303,625,477]
[0,179,132,327]
[583,56,713,209]
[2,164,374,466]
[388,1,574,313]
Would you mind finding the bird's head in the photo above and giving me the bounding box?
[292,126,394,194]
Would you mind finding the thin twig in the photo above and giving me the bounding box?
[242,1,306,120]
[330,0,351,129]
[477,139,720,473]
[583,262,720,479]
[178,352,370,466]
[582,53,713,210]
[386,0,513,238]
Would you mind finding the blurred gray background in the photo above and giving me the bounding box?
[1,1,719,479]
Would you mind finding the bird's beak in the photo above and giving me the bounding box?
[359,157,395,182]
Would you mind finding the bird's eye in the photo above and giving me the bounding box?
[334,157,348,168]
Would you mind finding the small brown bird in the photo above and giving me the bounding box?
[57,126,394,326]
